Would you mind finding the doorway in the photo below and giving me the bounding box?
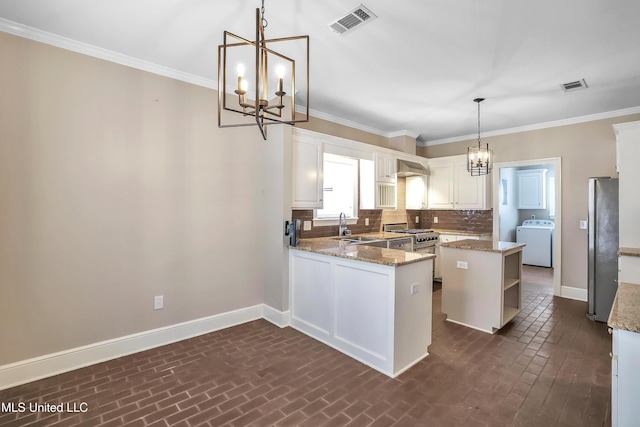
[492,158,562,296]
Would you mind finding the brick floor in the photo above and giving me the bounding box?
[0,267,611,426]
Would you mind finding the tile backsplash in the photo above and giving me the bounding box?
[292,208,493,238]
[414,209,493,233]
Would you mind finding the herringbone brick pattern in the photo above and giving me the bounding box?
[0,267,611,426]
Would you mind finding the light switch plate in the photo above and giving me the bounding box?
[303,221,312,231]
[456,261,468,270]
[579,220,587,230]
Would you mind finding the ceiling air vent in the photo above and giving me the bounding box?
[329,4,377,35]
[561,79,588,92]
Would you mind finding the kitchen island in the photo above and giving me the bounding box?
[440,239,525,334]
[289,237,435,377]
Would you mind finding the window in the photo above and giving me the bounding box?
[315,153,358,221]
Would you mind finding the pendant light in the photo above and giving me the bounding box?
[467,98,493,176]
[217,0,310,140]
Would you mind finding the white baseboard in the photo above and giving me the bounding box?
[262,305,291,328]
[560,285,588,301]
[0,304,264,391]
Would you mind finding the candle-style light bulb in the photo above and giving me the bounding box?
[276,65,285,94]
[237,64,245,94]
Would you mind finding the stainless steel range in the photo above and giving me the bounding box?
[383,223,439,254]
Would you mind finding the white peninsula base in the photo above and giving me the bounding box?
[289,248,433,377]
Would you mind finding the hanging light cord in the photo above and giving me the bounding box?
[261,0,268,29]
[476,98,482,148]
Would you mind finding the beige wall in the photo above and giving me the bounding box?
[0,31,413,366]
[418,113,640,291]
[0,32,274,365]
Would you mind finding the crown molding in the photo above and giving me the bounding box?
[305,107,418,139]
[0,17,216,89]
[419,105,640,147]
[2,17,419,142]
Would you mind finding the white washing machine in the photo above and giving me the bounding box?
[516,220,554,267]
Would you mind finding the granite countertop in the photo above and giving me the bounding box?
[619,247,640,257]
[440,239,525,253]
[290,237,435,267]
[433,229,492,236]
[608,282,640,333]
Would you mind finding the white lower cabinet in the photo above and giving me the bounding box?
[611,328,640,426]
[289,249,432,377]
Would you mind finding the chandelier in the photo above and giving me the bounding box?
[217,0,309,140]
[467,98,493,176]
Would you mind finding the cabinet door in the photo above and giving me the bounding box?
[454,159,487,210]
[375,153,397,183]
[292,138,323,209]
[517,170,546,209]
[406,176,428,209]
[428,161,454,209]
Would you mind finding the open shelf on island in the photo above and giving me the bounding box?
[504,278,520,291]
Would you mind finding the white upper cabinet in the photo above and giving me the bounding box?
[517,169,547,209]
[373,153,397,209]
[615,120,640,248]
[375,153,397,183]
[427,159,455,209]
[454,158,489,209]
[406,175,429,209]
[428,155,490,210]
[292,135,323,209]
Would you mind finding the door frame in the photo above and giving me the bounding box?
[492,157,562,296]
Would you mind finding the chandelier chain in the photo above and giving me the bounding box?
[261,0,268,29]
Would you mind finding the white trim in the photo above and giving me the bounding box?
[445,318,495,334]
[420,106,640,147]
[262,305,291,328]
[306,107,419,139]
[493,158,562,297]
[0,304,264,391]
[561,286,588,302]
[0,17,216,89]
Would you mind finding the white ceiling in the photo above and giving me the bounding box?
[1,0,640,145]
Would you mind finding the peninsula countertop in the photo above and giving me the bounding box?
[619,247,640,257]
[433,229,492,237]
[608,282,640,333]
[440,239,526,254]
[290,237,435,267]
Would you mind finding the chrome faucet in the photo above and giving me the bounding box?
[339,212,350,236]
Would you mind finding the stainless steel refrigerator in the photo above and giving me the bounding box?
[588,177,619,322]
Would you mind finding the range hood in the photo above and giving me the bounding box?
[397,159,429,177]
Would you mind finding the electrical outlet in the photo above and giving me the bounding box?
[365,218,369,226]
[579,220,587,230]
[433,216,438,223]
[415,216,419,224]
[303,220,312,231]
[154,295,164,310]
[411,283,420,295]
[456,261,468,270]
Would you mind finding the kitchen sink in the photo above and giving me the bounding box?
[333,236,388,248]
[332,236,380,242]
